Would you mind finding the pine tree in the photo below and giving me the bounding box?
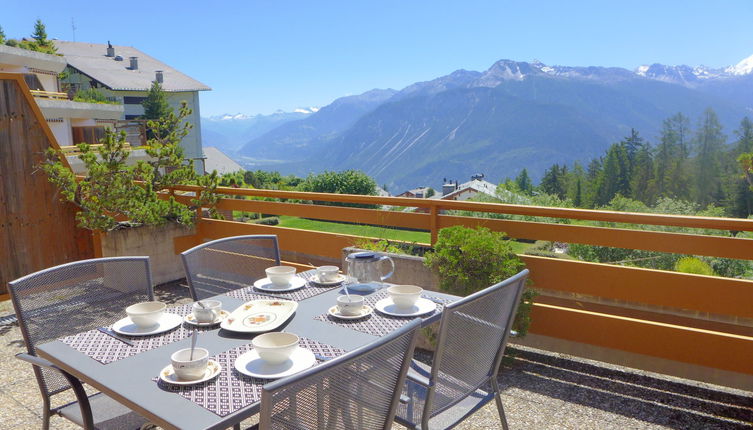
[32,19,48,46]
[583,158,602,208]
[693,108,726,206]
[595,143,630,206]
[539,164,567,199]
[0,25,5,44]
[630,143,655,205]
[142,81,173,140]
[729,117,753,217]
[655,113,691,200]
[514,169,533,195]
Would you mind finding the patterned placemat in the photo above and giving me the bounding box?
[155,337,346,417]
[226,270,345,302]
[313,291,455,337]
[60,303,217,365]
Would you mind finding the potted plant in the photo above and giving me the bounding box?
[41,102,220,283]
[424,225,535,337]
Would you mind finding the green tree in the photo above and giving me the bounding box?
[654,113,691,200]
[515,168,534,195]
[299,170,377,208]
[41,102,219,230]
[732,117,753,217]
[595,142,630,206]
[630,143,655,205]
[583,158,602,208]
[539,164,567,199]
[0,25,5,44]
[32,19,48,45]
[693,108,726,206]
[142,81,172,120]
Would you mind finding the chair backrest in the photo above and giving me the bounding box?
[259,319,422,430]
[8,256,153,397]
[181,235,281,300]
[426,269,529,418]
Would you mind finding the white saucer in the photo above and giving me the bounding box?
[327,305,373,320]
[159,360,222,385]
[235,347,316,379]
[374,298,437,317]
[254,277,306,292]
[311,274,347,285]
[184,310,230,326]
[112,313,183,336]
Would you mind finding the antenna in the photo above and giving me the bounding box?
[71,18,76,41]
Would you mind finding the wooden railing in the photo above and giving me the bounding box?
[168,185,753,386]
[29,89,69,100]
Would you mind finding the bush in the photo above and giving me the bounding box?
[675,257,715,276]
[424,226,535,335]
[73,88,118,104]
[254,217,279,226]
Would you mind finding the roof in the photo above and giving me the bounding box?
[0,44,67,73]
[203,147,243,175]
[54,41,210,92]
[442,179,498,200]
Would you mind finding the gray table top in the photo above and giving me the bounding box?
[37,282,456,430]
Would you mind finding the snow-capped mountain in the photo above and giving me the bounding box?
[201,109,316,153]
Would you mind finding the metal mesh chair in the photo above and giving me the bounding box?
[181,235,281,300]
[395,269,530,430]
[258,319,422,430]
[9,256,154,430]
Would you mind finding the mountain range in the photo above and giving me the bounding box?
[207,55,753,193]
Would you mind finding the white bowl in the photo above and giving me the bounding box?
[336,295,364,316]
[316,265,340,282]
[171,347,209,380]
[387,285,423,309]
[252,332,299,364]
[126,301,166,328]
[265,266,296,287]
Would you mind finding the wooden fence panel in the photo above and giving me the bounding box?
[0,74,93,296]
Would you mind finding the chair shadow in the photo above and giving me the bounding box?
[500,347,753,429]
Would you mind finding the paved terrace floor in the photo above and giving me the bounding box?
[0,282,751,430]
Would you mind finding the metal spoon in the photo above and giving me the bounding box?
[189,329,198,361]
[196,300,207,309]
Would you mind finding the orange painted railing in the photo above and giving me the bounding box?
[168,185,753,382]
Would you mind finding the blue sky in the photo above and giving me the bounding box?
[4,0,753,116]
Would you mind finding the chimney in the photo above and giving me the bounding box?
[129,56,138,70]
[155,70,163,83]
[106,41,114,57]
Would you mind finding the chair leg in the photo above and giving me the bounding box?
[42,396,52,430]
[491,379,509,430]
[233,424,241,430]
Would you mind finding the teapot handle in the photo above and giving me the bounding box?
[379,256,395,281]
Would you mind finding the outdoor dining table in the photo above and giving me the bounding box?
[36,271,458,430]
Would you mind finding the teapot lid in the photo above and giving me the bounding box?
[347,251,377,260]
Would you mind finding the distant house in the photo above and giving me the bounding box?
[55,41,211,172]
[440,174,498,201]
[203,147,243,175]
[397,187,433,198]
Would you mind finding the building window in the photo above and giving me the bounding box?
[23,74,44,91]
[123,96,147,104]
[124,114,140,120]
[72,127,106,145]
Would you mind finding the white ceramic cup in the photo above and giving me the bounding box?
[125,301,166,328]
[387,285,423,309]
[171,347,209,380]
[192,300,222,323]
[265,266,296,287]
[337,295,365,316]
[316,265,340,282]
[252,332,299,364]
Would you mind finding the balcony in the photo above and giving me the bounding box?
[2,71,752,428]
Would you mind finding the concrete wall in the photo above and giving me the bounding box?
[47,120,72,146]
[100,223,196,285]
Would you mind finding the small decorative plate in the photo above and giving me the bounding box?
[220,299,299,333]
[235,347,315,379]
[327,305,373,320]
[159,360,222,385]
[374,298,437,317]
[311,274,347,285]
[184,310,230,326]
[112,313,183,336]
[253,277,307,292]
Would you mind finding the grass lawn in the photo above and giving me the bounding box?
[275,216,533,253]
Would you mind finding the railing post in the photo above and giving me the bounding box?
[430,205,439,245]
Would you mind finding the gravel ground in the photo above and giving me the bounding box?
[0,281,750,429]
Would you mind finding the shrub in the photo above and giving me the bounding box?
[254,217,279,226]
[424,226,535,335]
[73,88,119,104]
[675,257,715,276]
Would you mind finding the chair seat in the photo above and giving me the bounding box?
[59,392,150,430]
[396,361,496,430]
